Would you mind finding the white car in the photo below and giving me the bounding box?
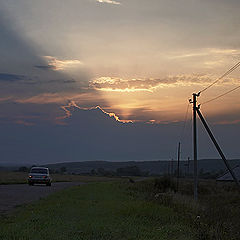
[28,167,52,186]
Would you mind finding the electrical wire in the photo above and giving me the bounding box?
[179,102,190,141]
[176,101,192,164]
[170,101,191,162]
[201,85,240,105]
[199,61,240,94]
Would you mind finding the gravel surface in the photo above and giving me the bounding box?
[0,182,85,214]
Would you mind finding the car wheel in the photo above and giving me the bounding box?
[46,182,51,186]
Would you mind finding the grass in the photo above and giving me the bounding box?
[126,177,240,240]
[2,175,237,239]
[0,171,121,184]
[0,182,195,240]
[0,172,29,184]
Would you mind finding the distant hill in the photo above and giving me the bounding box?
[45,159,240,175]
[2,159,239,176]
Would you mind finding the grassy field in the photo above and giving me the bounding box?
[1,175,239,239]
[0,171,122,184]
[127,177,240,240]
[0,181,195,240]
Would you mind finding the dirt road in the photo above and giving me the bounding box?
[0,182,84,214]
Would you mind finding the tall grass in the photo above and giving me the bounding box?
[126,177,240,240]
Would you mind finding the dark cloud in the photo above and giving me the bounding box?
[0,105,239,165]
[0,10,44,74]
[0,72,76,86]
[45,79,76,84]
[0,10,93,99]
[0,102,62,125]
[34,65,55,70]
[0,73,26,82]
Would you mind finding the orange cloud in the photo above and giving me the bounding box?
[90,75,240,92]
[43,56,83,71]
[58,100,132,123]
[96,0,121,5]
[169,48,240,59]
[15,120,35,126]
[215,119,240,125]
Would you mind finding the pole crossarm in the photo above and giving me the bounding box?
[196,107,240,187]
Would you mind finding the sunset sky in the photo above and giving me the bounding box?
[0,0,240,164]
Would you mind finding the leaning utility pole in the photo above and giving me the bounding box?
[196,106,239,187]
[190,91,239,200]
[189,93,200,201]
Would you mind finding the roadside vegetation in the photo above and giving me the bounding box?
[126,177,240,240]
[0,171,121,185]
[0,165,143,184]
[0,181,195,240]
[1,176,239,239]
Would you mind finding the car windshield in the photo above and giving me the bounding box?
[30,168,48,174]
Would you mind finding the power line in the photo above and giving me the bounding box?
[170,101,190,162]
[179,102,190,142]
[201,85,240,105]
[199,61,240,94]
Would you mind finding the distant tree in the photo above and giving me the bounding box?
[18,166,29,172]
[49,168,55,174]
[199,168,204,176]
[173,169,183,178]
[116,166,141,176]
[97,168,105,175]
[94,168,114,177]
[90,169,97,175]
[60,166,67,174]
[103,170,115,177]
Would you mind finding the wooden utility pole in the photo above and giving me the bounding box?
[187,157,190,176]
[177,142,181,191]
[171,158,174,177]
[190,91,239,201]
[168,160,171,176]
[190,93,200,201]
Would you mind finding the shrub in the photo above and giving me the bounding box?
[154,176,176,193]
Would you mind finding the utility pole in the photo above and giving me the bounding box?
[168,160,171,176]
[189,90,240,200]
[171,158,174,177]
[187,157,190,176]
[177,142,181,191]
[190,93,200,201]
[196,107,239,187]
